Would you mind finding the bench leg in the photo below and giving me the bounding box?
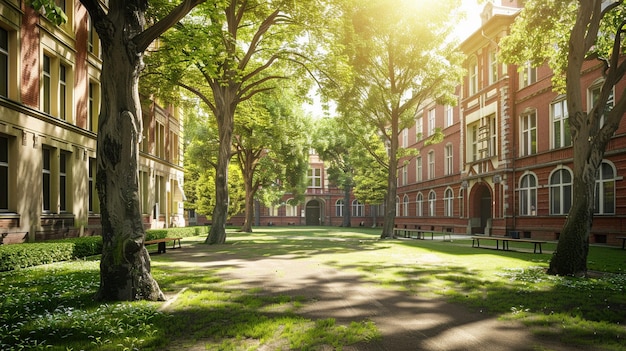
[534,243,542,254]
[158,241,166,254]
[622,239,625,250]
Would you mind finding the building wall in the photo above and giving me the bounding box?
[0,1,184,240]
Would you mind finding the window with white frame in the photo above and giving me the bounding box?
[89,157,98,213]
[352,199,364,217]
[0,135,8,211]
[445,144,453,175]
[59,64,67,120]
[42,147,52,212]
[428,108,435,136]
[416,193,423,216]
[428,191,436,216]
[395,196,400,216]
[552,98,571,148]
[458,188,465,218]
[335,199,344,217]
[595,161,615,215]
[268,205,278,217]
[0,27,8,97]
[402,164,407,185]
[427,150,435,179]
[519,62,536,89]
[402,128,408,147]
[589,83,614,128]
[88,81,100,132]
[444,105,453,128]
[59,151,70,212]
[488,50,498,85]
[416,156,422,182]
[416,116,423,141]
[468,56,478,95]
[519,173,537,216]
[520,111,537,156]
[285,199,297,217]
[308,168,322,188]
[42,55,51,114]
[444,188,453,217]
[402,195,409,216]
[42,53,72,121]
[550,168,572,215]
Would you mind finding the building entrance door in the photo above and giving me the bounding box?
[471,183,492,234]
[305,200,321,226]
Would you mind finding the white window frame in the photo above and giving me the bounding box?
[445,143,453,175]
[444,188,453,217]
[551,98,571,149]
[519,173,537,216]
[595,161,616,215]
[520,111,537,156]
[427,150,435,180]
[549,167,573,215]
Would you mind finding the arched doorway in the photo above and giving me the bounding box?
[470,183,492,234]
[305,199,321,225]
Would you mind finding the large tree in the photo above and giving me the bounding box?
[331,0,464,238]
[145,0,334,244]
[32,0,206,300]
[233,86,310,232]
[500,0,626,276]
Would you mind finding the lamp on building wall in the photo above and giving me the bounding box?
[493,175,501,184]
[461,180,469,189]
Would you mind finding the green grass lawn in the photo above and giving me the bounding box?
[1,226,624,350]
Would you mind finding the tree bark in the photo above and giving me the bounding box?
[342,184,352,227]
[381,123,398,239]
[240,153,256,233]
[91,0,165,301]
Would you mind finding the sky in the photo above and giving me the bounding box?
[303,0,487,119]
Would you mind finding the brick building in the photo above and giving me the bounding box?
[0,0,184,241]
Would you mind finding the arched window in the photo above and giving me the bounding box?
[416,193,423,217]
[444,188,454,217]
[550,167,572,215]
[458,187,465,218]
[395,196,400,216]
[352,199,364,217]
[428,191,436,217]
[595,161,616,215]
[285,198,297,217]
[335,199,344,217]
[402,195,409,216]
[519,173,537,216]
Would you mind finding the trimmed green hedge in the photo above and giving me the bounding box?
[146,226,205,240]
[0,236,103,272]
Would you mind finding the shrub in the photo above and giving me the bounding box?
[0,237,103,272]
[145,229,168,241]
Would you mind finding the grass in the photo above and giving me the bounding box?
[0,226,624,350]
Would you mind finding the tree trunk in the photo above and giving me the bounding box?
[206,97,235,244]
[241,162,255,232]
[381,137,398,238]
[342,185,352,227]
[94,4,164,301]
[547,165,593,276]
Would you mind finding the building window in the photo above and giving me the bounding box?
[595,161,615,215]
[268,205,278,217]
[445,143,453,175]
[427,150,435,179]
[88,82,100,132]
[488,50,498,85]
[520,112,537,156]
[519,173,537,216]
[444,188,453,217]
[43,55,51,114]
[156,122,165,159]
[458,188,465,218]
[335,199,343,217]
[416,116,423,141]
[552,98,571,149]
[589,83,614,128]
[550,168,572,215]
[395,196,400,216]
[402,128,408,147]
[0,27,8,97]
[416,193,423,216]
[468,115,496,161]
[0,135,8,210]
[428,108,435,136]
[444,105,453,128]
[416,156,422,182]
[59,64,67,120]
[308,168,322,188]
[401,164,407,186]
[519,62,536,89]
[402,195,409,216]
[42,147,51,212]
[428,191,436,217]
[89,157,96,212]
[468,56,478,95]
[59,151,68,212]
[352,199,364,217]
[285,198,297,217]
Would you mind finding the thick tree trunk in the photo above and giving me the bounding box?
[241,167,255,232]
[381,144,398,238]
[342,185,352,227]
[94,4,164,301]
[206,101,235,244]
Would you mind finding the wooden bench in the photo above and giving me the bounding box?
[393,227,452,241]
[471,235,547,254]
[617,236,626,249]
[144,237,182,254]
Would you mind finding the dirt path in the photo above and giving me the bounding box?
[163,243,583,351]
